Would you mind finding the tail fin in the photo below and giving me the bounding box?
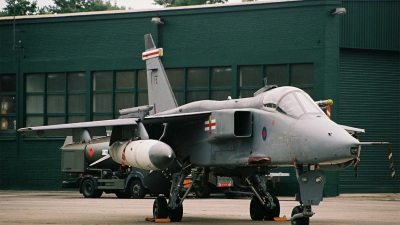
[142,34,178,115]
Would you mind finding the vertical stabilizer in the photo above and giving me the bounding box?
[142,34,178,115]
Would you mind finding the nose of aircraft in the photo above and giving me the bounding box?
[149,142,176,170]
[293,115,360,163]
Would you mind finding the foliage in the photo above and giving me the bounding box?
[1,0,38,16]
[42,0,125,14]
[153,0,227,7]
[0,0,125,16]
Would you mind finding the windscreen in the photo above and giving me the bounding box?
[277,93,304,117]
[294,92,322,113]
[263,87,323,117]
[262,86,291,109]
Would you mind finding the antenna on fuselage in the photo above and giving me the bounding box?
[253,77,277,97]
[263,77,268,87]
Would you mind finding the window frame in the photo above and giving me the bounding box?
[0,73,17,136]
[239,63,314,98]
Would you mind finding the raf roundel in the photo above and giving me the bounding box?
[262,127,267,141]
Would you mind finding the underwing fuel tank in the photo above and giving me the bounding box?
[109,140,175,170]
[84,140,120,170]
[61,137,120,172]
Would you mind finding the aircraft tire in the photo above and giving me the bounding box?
[265,196,280,220]
[130,179,146,199]
[250,197,264,220]
[194,184,211,198]
[291,206,309,225]
[169,204,183,222]
[153,197,169,219]
[82,179,103,198]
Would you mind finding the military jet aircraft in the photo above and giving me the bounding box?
[19,34,395,225]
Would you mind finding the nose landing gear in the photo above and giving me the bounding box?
[291,205,311,225]
[290,160,326,225]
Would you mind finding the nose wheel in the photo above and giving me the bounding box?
[291,206,310,225]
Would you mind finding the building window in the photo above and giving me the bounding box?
[25,72,86,127]
[92,71,112,121]
[0,74,17,132]
[47,73,66,125]
[239,63,314,98]
[211,67,232,100]
[115,71,135,112]
[137,70,148,107]
[290,63,314,97]
[166,68,184,106]
[239,66,262,98]
[25,74,45,127]
[187,67,208,103]
[265,64,287,86]
[68,72,86,123]
[92,70,136,120]
[24,70,138,128]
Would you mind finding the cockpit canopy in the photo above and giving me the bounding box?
[262,86,323,117]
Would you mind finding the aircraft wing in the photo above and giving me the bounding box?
[144,111,211,124]
[18,118,139,141]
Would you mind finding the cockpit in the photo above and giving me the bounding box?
[262,86,324,117]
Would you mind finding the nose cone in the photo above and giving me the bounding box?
[293,115,360,163]
[148,142,176,170]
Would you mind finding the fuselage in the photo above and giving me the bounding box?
[155,86,359,169]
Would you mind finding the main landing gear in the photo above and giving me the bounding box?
[152,163,200,222]
[247,175,280,221]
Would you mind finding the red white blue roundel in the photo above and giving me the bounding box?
[262,127,267,141]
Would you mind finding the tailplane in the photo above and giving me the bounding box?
[142,34,178,115]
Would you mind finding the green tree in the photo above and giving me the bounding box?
[154,0,227,7]
[52,0,123,13]
[38,0,124,14]
[2,0,38,16]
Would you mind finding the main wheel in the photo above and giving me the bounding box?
[265,195,280,220]
[82,179,102,198]
[130,179,146,199]
[194,184,211,198]
[153,197,169,219]
[249,197,264,220]
[169,204,183,222]
[291,206,310,225]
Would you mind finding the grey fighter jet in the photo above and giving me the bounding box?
[19,34,395,225]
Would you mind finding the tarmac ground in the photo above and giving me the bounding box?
[0,191,399,225]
